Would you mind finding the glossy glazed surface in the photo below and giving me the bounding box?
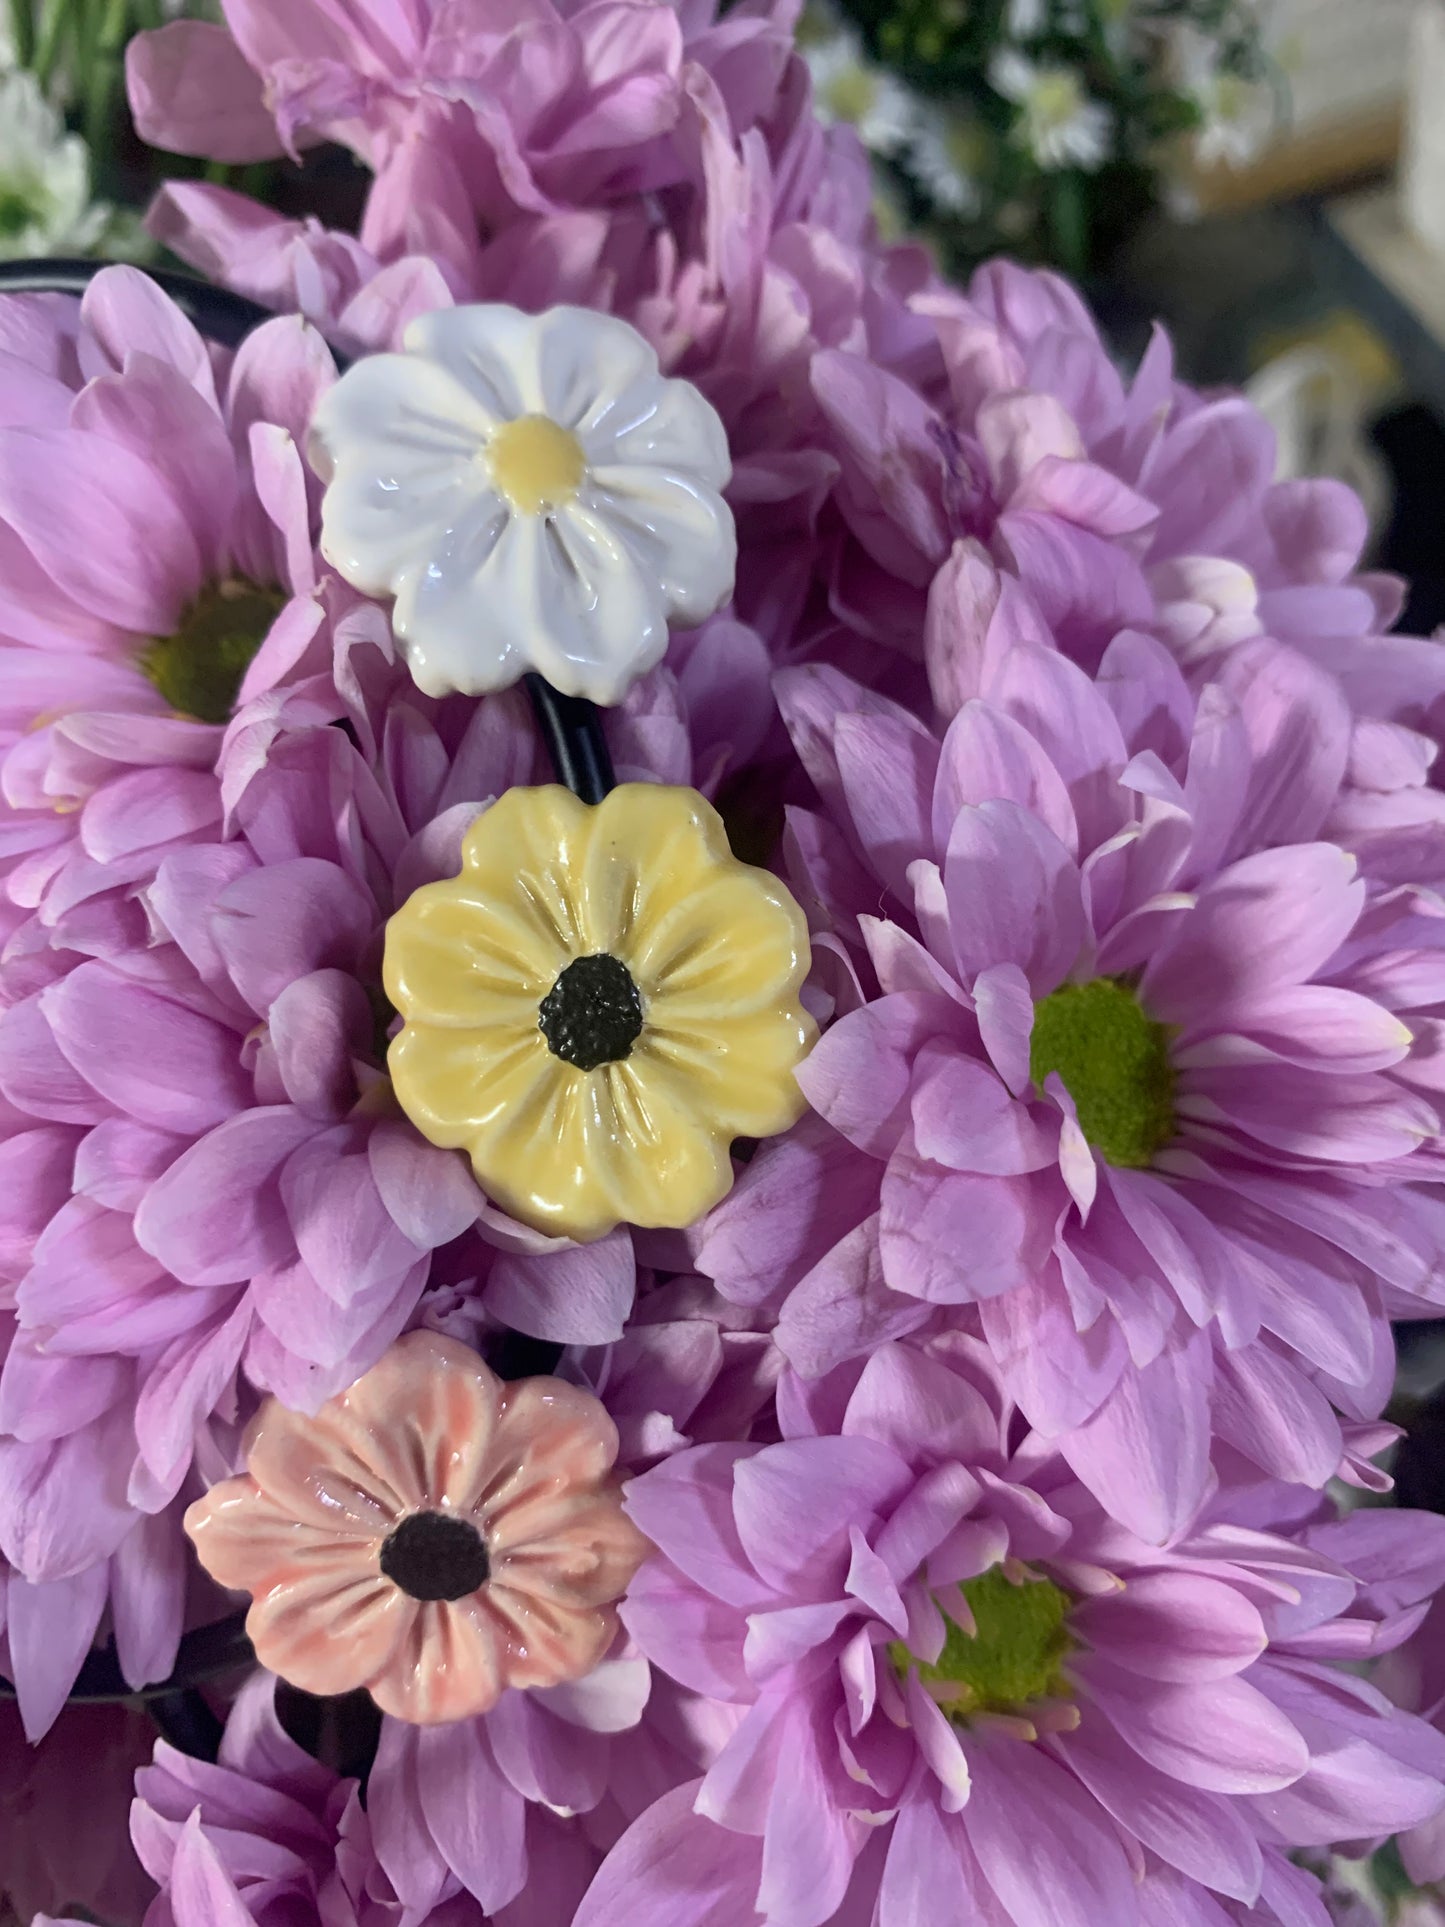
[307,303,736,706]
[383,782,816,1242]
[184,1331,649,1724]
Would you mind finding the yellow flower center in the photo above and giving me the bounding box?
[539,953,644,1072]
[488,414,587,516]
[890,1567,1073,1724]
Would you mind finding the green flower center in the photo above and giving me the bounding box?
[140,578,288,725]
[890,1568,1073,1723]
[0,188,39,239]
[1028,977,1176,1169]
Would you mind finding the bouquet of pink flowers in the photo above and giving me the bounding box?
[3,3,1445,1925]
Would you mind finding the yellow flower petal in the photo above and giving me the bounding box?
[383,780,818,1241]
[459,784,592,956]
[388,1022,553,1147]
[632,867,810,1019]
[472,1064,632,1241]
[383,881,559,1027]
[637,1004,816,1139]
[591,1057,736,1227]
[576,783,723,954]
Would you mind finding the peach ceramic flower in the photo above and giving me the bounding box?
[183,1332,649,1724]
[382,782,816,1242]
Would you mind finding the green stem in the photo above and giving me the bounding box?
[34,0,74,99]
[9,0,36,72]
[81,0,129,187]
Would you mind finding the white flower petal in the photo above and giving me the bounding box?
[389,494,517,696]
[308,351,492,484]
[311,302,738,703]
[402,306,533,421]
[584,467,737,622]
[531,506,672,698]
[585,373,731,493]
[534,307,663,433]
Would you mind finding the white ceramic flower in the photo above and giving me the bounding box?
[306,304,736,706]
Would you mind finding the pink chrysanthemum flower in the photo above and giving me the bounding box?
[698,624,1445,1539]
[0,267,341,945]
[186,1332,650,1724]
[132,1668,603,1925]
[600,1337,1445,1927]
[124,0,954,692]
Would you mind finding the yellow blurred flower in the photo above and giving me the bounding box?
[383,783,816,1242]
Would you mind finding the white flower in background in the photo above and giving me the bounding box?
[805,27,919,155]
[0,70,109,258]
[989,48,1114,171]
[906,105,986,217]
[1173,25,1274,169]
[308,304,736,706]
[1006,0,1047,35]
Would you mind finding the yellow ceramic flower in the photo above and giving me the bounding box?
[383,783,816,1242]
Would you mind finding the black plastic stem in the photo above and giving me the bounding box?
[524,673,615,802]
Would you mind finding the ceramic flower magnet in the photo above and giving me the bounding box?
[383,782,816,1242]
[183,1331,649,1725]
[306,304,736,706]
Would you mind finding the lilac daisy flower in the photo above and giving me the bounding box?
[0,267,343,948]
[700,625,1445,1538]
[131,1669,601,1924]
[594,1337,1445,1927]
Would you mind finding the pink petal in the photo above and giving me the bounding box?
[1059,1334,1211,1546]
[572,1781,764,1927]
[1086,1661,1309,1793]
[0,426,200,632]
[126,19,282,162]
[967,1738,1137,1927]
[1059,1714,1263,1903]
[6,1562,109,1740]
[909,1039,1051,1174]
[934,699,1078,855]
[42,962,247,1134]
[486,1230,637,1345]
[134,1107,318,1285]
[944,799,1084,995]
[1143,846,1364,1021]
[1077,1572,1267,1682]
[416,1716,528,1910]
[212,856,374,1014]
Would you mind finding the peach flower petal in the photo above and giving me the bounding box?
[184,1480,375,1594]
[368,1593,510,1724]
[316,1332,504,1520]
[246,1568,411,1700]
[491,1490,652,1611]
[475,1376,621,1520]
[244,1402,406,1532]
[482,1580,621,1694]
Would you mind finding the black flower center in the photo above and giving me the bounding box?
[539,952,644,1072]
[379,1510,490,1602]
